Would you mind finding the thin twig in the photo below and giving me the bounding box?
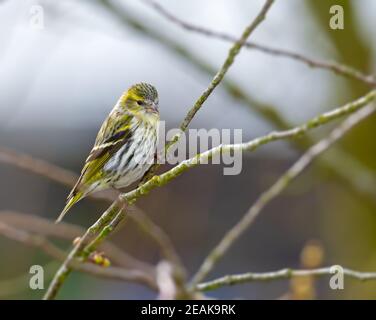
[0,147,78,186]
[128,208,182,268]
[44,0,276,300]
[142,0,376,87]
[73,263,157,290]
[191,102,376,286]
[0,221,66,260]
[0,210,154,273]
[196,266,376,292]
[175,0,275,138]
[0,222,157,290]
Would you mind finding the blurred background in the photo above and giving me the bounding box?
[0,0,375,299]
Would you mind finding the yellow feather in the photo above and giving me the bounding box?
[55,191,83,223]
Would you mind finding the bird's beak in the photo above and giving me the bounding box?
[147,102,158,114]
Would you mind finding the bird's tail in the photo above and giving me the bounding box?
[55,191,84,224]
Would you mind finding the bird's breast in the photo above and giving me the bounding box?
[104,120,157,188]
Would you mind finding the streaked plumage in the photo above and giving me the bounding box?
[56,83,160,223]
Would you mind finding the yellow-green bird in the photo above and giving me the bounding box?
[56,83,160,223]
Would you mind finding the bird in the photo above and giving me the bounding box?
[56,83,160,223]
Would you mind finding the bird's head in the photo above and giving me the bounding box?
[120,83,159,117]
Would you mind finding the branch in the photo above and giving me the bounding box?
[0,221,66,260]
[142,0,376,87]
[43,198,123,299]
[0,147,180,266]
[128,208,182,267]
[44,0,276,300]
[0,210,153,273]
[0,147,78,187]
[0,222,157,290]
[174,0,275,138]
[123,90,376,205]
[82,207,127,259]
[191,100,376,285]
[196,266,376,292]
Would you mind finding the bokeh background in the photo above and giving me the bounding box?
[0,0,375,299]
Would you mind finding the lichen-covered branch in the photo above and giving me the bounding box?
[142,0,376,87]
[196,266,376,292]
[43,199,123,300]
[191,101,376,286]
[82,208,127,259]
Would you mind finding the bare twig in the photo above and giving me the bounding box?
[0,222,157,290]
[196,266,376,292]
[73,263,157,290]
[128,208,182,267]
[0,221,66,260]
[0,210,153,273]
[156,261,177,299]
[173,0,275,140]
[142,0,376,87]
[44,0,276,300]
[0,147,78,187]
[191,102,376,285]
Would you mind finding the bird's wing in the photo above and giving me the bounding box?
[56,114,135,223]
[76,113,135,189]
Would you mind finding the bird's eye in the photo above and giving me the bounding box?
[137,100,144,106]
